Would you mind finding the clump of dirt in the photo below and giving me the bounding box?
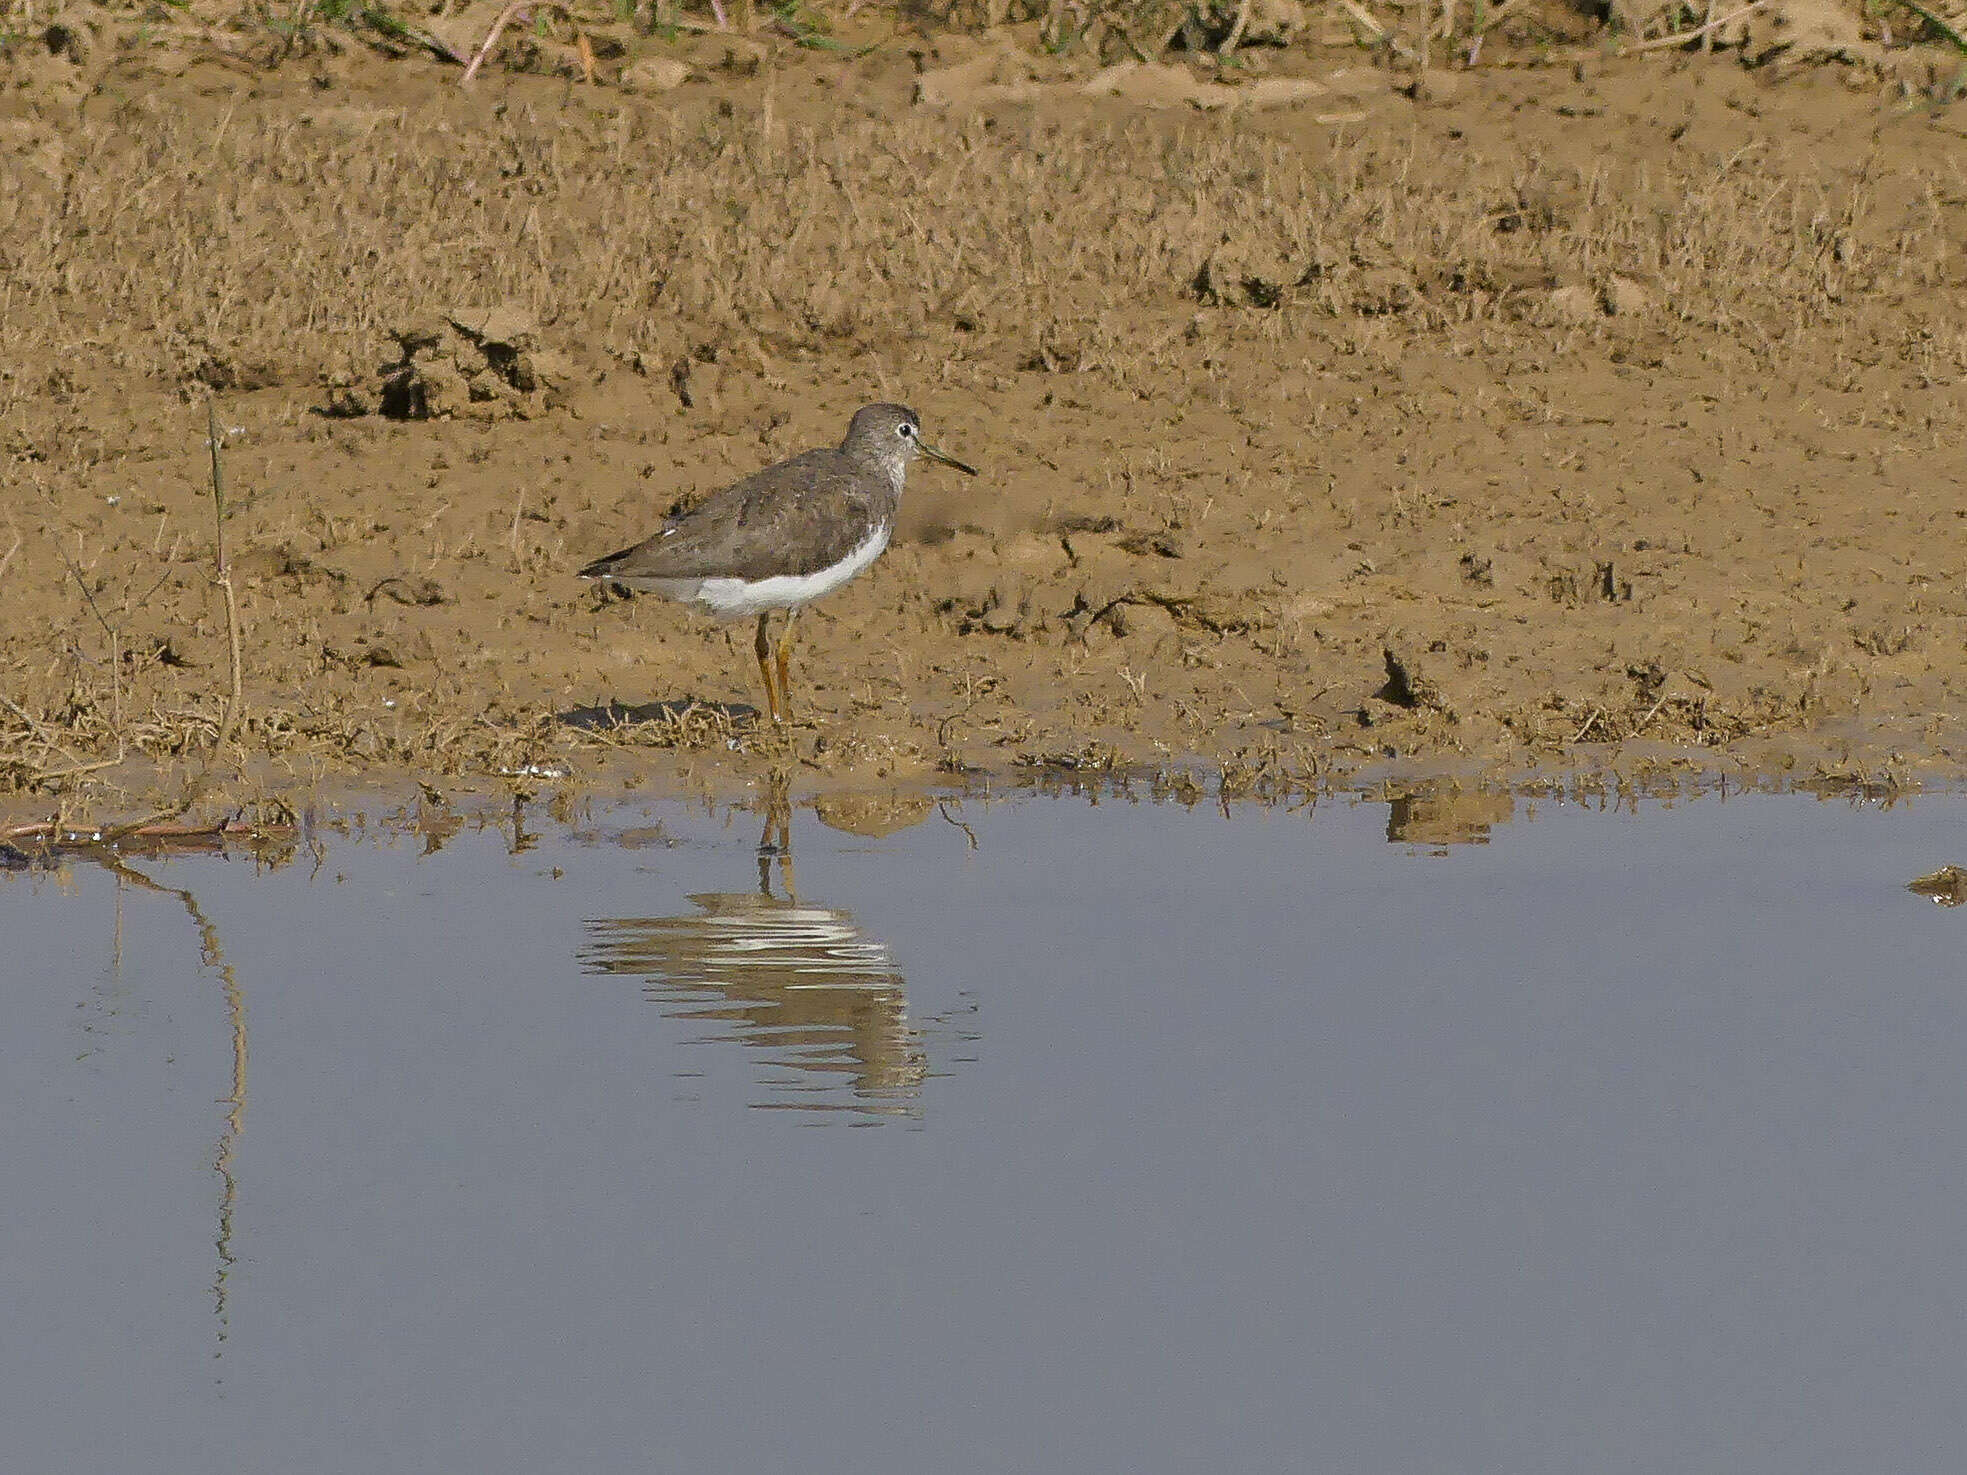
[326,308,576,421]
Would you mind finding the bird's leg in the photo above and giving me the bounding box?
[753,611,780,725]
[774,609,799,725]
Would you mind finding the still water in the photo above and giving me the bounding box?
[4,784,1965,1473]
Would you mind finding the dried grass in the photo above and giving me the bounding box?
[0,0,1949,90]
[2,104,1954,399]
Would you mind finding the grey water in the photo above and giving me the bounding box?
[4,785,1967,1474]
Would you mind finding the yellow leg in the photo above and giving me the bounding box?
[774,609,799,725]
[753,612,780,724]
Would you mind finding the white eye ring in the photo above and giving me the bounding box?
[898,422,916,438]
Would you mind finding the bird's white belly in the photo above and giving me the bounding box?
[653,523,892,620]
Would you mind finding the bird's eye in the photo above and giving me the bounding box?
[897,422,916,439]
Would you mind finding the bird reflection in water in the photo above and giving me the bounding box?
[579,778,927,1117]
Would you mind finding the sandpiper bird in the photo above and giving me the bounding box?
[579,404,976,725]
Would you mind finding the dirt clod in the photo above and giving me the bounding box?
[370,309,570,421]
[1380,642,1455,716]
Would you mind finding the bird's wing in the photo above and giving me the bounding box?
[581,450,885,583]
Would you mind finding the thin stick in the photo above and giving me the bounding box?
[462,0,530,83]
[460,0,583,84]
[30,758,122,781]
[1630,691,1671,735]
[208,402,245,754]
[1,690,94,776]
[1621,0,1767,52]
[0,692,55,747]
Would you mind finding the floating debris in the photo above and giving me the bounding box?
[1906,866,1967,907]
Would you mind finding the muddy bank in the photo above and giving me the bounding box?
[4,30,1967,817]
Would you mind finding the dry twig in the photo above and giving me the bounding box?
[208,402,245,755]
[460,0,595,84]
[1622,0,1768,52]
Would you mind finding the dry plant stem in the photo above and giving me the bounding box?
[460,0,583,85]
[208,402,244,755]
[1631,691,1671,735]
[35,757,122,781]
[1,692,57,750]
[96,407,249,848]
[1623,0,1767,52]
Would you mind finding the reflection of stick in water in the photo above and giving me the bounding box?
[581,774,926,1115]
[103,857,246,1359]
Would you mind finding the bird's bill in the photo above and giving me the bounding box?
[920,440,979,476]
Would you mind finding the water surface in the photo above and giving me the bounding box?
[4,786,1965,1473]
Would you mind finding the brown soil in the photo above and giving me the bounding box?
[5,14,1967,816]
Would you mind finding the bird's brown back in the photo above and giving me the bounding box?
[580,447,898,584]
